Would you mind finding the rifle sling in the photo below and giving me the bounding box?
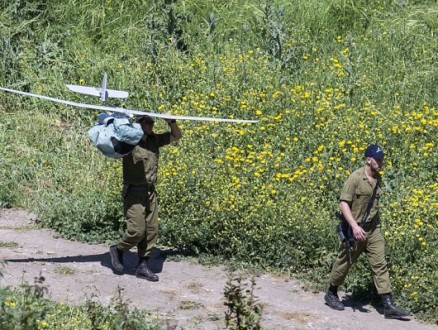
[359,181,379,227]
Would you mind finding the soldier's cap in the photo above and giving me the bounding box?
[365,144,384,160]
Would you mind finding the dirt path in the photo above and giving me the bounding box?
[0,208,437,330]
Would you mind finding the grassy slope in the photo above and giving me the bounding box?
[0,0,437,321]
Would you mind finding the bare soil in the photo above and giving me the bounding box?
[1,208,437,330]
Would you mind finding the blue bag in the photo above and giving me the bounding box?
[88,113,144,158]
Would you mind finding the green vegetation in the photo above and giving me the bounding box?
[0,277,162,330]
[0,269,258,329]
[54,265,75,275]
[224,275,263,329]
[0,241,19,249]
[0,0,437,324]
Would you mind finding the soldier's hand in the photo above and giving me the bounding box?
[352,224,366,241]
[163,113,176,124]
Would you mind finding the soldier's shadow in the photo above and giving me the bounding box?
[145,247,198,274]
[341,293,411,321]
[3,247,182,277]
[341,293,376,314]
[120,248,175,275]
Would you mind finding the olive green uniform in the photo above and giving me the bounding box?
[329,166,391,295]
[116,132,171,258]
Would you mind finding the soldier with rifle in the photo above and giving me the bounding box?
[324,144,410,319]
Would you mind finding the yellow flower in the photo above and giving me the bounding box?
[5,299,16,307]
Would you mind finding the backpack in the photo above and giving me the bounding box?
[88,113,144,158]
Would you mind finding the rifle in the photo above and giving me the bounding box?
[335,182,380,265]
[335,212,354,264]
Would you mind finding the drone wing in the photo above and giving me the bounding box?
[66,85,129,99]
[67,73,129,101]
[66,85,100,97]
[0,87,258,123]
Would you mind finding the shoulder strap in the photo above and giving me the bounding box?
[360,181,379,226]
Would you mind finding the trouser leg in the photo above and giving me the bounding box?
[329,240,366,287]
[365,227,391,294]
[117,190,147,251]
[137,190,159,259]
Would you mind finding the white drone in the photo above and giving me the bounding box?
[0,73,258,123]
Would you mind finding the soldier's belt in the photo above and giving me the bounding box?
[124,184,155,192]
[362,217,379,231]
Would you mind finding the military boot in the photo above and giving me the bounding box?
[109,245,124,273]
[381,294,410,319]
[324,286,345,311]
[136,258,159,282]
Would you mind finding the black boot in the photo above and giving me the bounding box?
[136,258,159,282]
[324,285,345,311]
[109,245,124,273]
[381,293,410,319]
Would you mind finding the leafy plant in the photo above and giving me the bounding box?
[0,274,49,330]
[224,274,263,329]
